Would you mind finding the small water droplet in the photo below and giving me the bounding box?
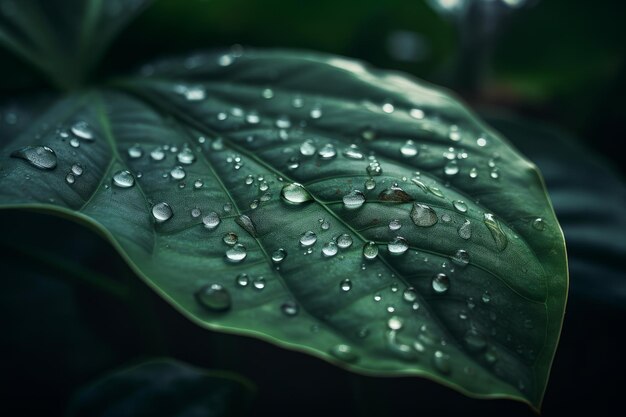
[382,102,395,113]
[246,113,260,124]
[453,200,468,213]
[177,147,196,164]
[469,167,478,178]
[388,316,403,330]
[400,140,419,157]
[191,208,202,218]
[112,170,135,188]
[281,300,299,316]
[225,243,247,262]
[170,165,186,180]
[403,287,417,302]
[184,86,206,101]
[342,144,364,159]
[310,107,323,119]
[202,212,220,229]
[10,146,57,170]
[483,213,508,251]
[261,88,274,99]
[65,173,75,184]
[340,278,352,292]
[336,233,353,249]
[152,202,173,223]
[361,128,376,141]
[300,140,316,156]
[362,242,379,259]
[275,116,291,129]
[71,163,83,176]
[70,138,80,148]
[318,143,337,159]
[71,121,94,141]
[433,350,451,374]
[281,183,312,204]
[410,203,438,227]
[366,161,383,176]
[388,219,402,231]
[150,147,165,161]
[236,273,249,287]
[451,249,470,266]
[330,344,358,363]
[387,236,409,255]
[343,190,365,209]
[223,232,238,246]
[193,179,203,189]
[532,217,545,231]
[320,219,330,230]
[432,273,449,294]
[272,248,287,263]
[253,276,266,290]
[444,161,459,176]
[410,108,425,119]
[322,241,338,257]
[300,231,317,247]
[477,137,487,147]
[481,291,491,304]
[364,178,376,190]
[458,219,471,240]
[195,284,231,312]
[128,144,143,159]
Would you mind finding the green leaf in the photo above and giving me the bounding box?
[66,359,255,417]
[0,0,152,89]
[0,49,567,409]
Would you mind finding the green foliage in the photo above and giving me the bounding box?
[0,0,568,409]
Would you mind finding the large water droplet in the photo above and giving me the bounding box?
[300,231,317,247]
[483,213,508,251]
[202,212,221,229]
[152,202,173,222]
[432,273,449,293]
[388,316,403,330]
[272,248,287,263]
[330,344,358,363]
[226,243,247,262]
[195,284,231,312]
[281,183,312,204]
[336,233,353,249]
[71,121,95,141]
[410,203,438,227]
[343,190,365,209]
[378,186,413,202]
[322,241,338,257]
[236,214,257,237]
[362,242,379,259]
[451,249,470,266]
[112,170,135,188]
[400,140,419,157]
[387,236,409,255]
[458,219,472,240]
[10,146,57,170]
[281,300,299,316]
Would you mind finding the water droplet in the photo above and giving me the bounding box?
[202,212,220,229]
[378,186,413,202]
[275,116,291,129]
[150,147,165,161]
[449,125,461,142]
[300,231,317,247]
[246,112,260,124]
[483,213,508,251]
[10,146,57,170]
[253,276,266,290]
[170,165,186,180]
[318,144,337,159]
[432,273,449,294]
[464,329,487,352]
[469,167,478,178]
[410,108,425,119]
[403,287,417,302]
[382,102,395,113]
[458,219,471,240]
[112,170,135,188]
[342,144,364,159]
[193,179,203,189]
[226,243,247,262]
[236,214,257,237]
[128,144,143,159]
[272,248,287,263]
[236,273,249,287]
[71,121,94,141]
[177,147,196,164]
[343,190,365,209]
[366,161,383,176]
[281,300,299,316]
[191,208,202,218]
[195,284,231,312]
[65,173,75,184]
[152,202,173,223]
[362,242,379,259]
[184,86,206,101]
[281,183,312,204]
[453,200,468,213]
[71,163,83,176]
[320,219,330,230]
[477,137,487,147]
[340,278,352,292]
[387,316,403,330]
[310,107,323,119]
[450,249,470,267]
[400,140,419,157]
[292,96,304,108]
[223,232,238,246]
[481,291,491,304]
[322,241,338,257]
[361,128,376,141]
[389,219,402,231]
[532,217,545,231]
[490,168,500,179]
[330,344,358,363]
[410,203,438,227]
[433,350,451,374]
[444,161,459,176]
[441,214,451,223]
[336,233,353,249]
[261,88,274,99]
[387,236,409,255]
[364,178,376,190]
[300,140,316,156]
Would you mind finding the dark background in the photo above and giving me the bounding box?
[1,0,625,416]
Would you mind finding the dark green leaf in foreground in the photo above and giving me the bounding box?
[0,49,567,408]
[66,359,254,417]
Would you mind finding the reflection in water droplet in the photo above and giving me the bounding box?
[483,213,508,251]
[387,237,409,255]
[10,146,57,170]
[458,219,471,240]
[362,242,379,259]
[300,231,317,247]
[128,144,143,159]
[444,161,459,176]
[281,183,312,204]
[389,219,402,231]
[223,232,238,246]
[236,273,249,287]
[318,144,337,159]
[532,218,545,231]
[112,170,135,188]
[336,233,353,249]
[225,243,247,262]
[379,186,413,202]
[71,121,94,141]
[170,166,186,180]
[152,202,173,222]
[202,212,220,229]
[195,284,231,312]
[253,276,266,290]
[400,140,419,157]
[300,140,316,156]
[65,173,75,184]
[322,241,338,257]
[340,278,352,292]
[432,273,449,293]
[177,147,196,164]
[330,344,358,363]
[150,147,165,161]
[281,300,299,316]
[453,200,468,213]
[343,190,365,209]
[451,249,470,266]
[272,248,287,263]
[403,287,417,302]
[410,203,438,227]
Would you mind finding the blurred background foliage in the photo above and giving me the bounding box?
[1,0,625,416]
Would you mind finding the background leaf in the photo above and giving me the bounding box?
[0,49,567,407]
